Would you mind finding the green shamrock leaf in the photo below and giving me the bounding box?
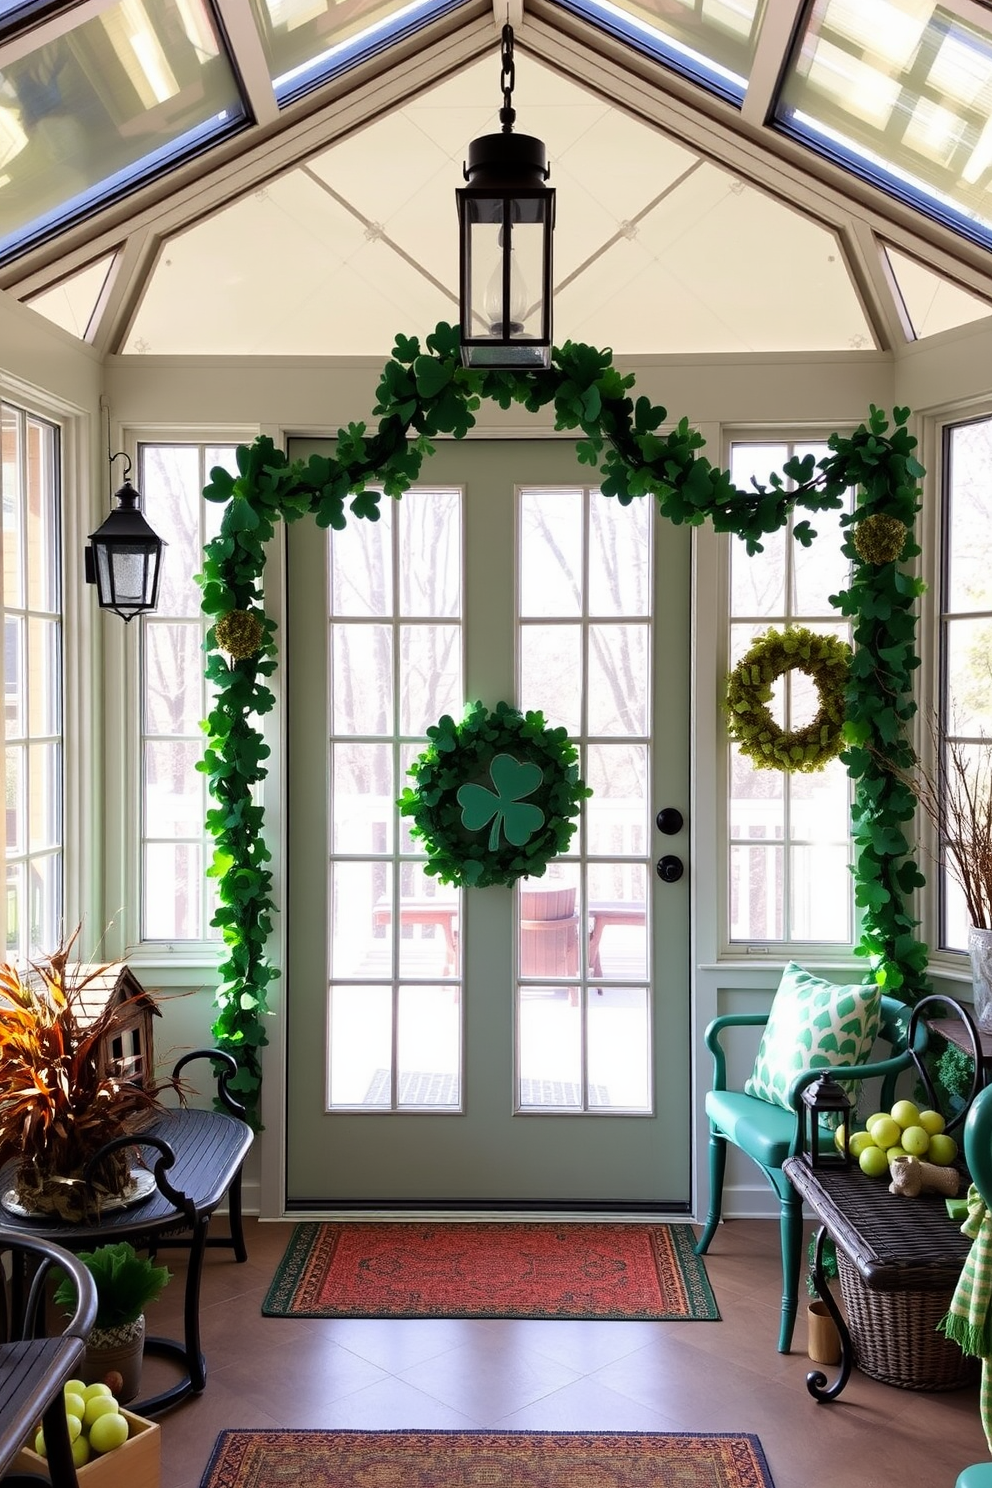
[457,753,545,852]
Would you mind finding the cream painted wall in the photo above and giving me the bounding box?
[102,349,896,436]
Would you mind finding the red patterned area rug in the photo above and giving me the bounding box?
[262,1222,719,1321]
[201,1430,775,1488]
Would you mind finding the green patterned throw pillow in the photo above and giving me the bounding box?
[745,962,882,1111]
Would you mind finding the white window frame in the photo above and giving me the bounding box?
[709,426,858,966]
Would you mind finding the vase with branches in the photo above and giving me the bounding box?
[913,729,992,1028]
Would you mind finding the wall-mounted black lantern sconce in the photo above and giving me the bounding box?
[85,452,165,622]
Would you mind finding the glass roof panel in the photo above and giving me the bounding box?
[25,250,117,339]
[0,0,247,264]
[550,0,767,100]
[249,0,472,103]
[777,0,992,246]
[884,243,992,337]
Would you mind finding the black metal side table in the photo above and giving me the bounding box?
[0,1105,253,1417]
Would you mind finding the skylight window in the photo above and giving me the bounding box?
[548,0,766,101]
[0,0,246,265]
[778,0,992,247]
[249,0,472,104]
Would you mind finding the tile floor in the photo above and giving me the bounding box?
[138,1217,988,1488]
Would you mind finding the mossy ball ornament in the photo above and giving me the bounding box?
[399,701,592,887]
[726,627,852,773]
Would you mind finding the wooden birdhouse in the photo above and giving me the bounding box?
[74,964,160,1087]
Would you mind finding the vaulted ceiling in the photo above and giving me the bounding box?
[2,0,992,358]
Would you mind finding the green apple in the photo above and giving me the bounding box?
[33,1429,47,1459]
[927,1133,959,1165]
[71,1434,91,1468]
[83,1395,120,1430]
[65,1414,82,1443]
[869,1116,902,1150]
[848,1130,876,1157]
[890,1099,920,1129]
[860,1145,890,1178]
[82,1383,114,1401]
[919,1110,946,1136]
[885,1145,908,1163]
[63,1381,87,1399]
[901,1125,930,1156]
[88,1411,129,1455]
[63,1392,86,1421]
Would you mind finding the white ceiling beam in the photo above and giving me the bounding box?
[84,227,159,358]
[740,0,806,128]
[840,220,916,354]
[494,0,524,30]
[212,0,281,128]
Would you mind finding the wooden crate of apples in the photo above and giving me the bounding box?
[15,1374,159,1488]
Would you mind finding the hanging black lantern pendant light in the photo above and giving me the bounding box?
[85,453,165,623]
[457,23,555,368]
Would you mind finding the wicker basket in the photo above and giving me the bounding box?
[837,1249,980,1391]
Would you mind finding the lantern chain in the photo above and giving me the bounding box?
[499,22,515,132]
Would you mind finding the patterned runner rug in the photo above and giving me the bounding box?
[262,1222,719,1320]
[201,1430,775,1487]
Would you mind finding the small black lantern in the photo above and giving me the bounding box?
[85,454,165,623]
[456,23,555,368]
[800,1072,852,1168]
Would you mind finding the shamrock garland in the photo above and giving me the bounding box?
[399,701,591,888]
[198,319,930,1125]
[726,627,851,773]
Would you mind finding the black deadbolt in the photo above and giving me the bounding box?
[656,855,684,883]
[656,807,684,835]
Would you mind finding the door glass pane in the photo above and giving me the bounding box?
[397,986,460,1108]
[588,987,651,1110]
[518,485,652,1115]
[329,985,392,1107]
[520,623,582,733]
[328,487,463,1110]
[332,742,393,854]
[520,489,583,616]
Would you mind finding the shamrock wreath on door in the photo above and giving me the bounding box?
[399,700,592,887]
[726,626,852,773]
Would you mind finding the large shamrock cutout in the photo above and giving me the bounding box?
[457,753,546,852]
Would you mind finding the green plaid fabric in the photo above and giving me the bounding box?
[939,1184,992,1450]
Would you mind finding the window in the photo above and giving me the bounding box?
[139,442,234,941]
[939,414,992,951]
[0,401,62,961]
[727,442,854,947]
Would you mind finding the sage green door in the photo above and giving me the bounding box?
[285,439,690,1208]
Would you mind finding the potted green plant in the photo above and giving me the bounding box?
[55,1241,171,1403]
[806,1233,841,1365]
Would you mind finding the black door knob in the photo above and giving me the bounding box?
[656,855,684,883]
[656,807,684,835]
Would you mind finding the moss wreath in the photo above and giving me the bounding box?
[399,700,592,888]
[726,627,852,772]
